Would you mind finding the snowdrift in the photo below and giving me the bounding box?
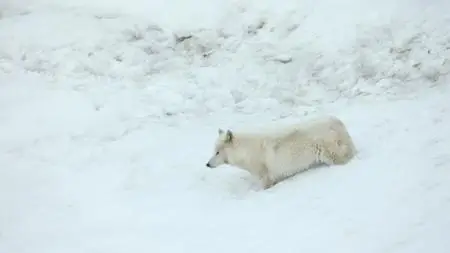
[1,0,450,117]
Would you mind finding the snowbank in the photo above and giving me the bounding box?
[1,0,450,118]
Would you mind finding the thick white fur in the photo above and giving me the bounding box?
[206,115,357,189]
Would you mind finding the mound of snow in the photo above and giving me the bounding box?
[1,0,450,118]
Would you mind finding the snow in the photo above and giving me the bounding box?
[1,0,450,252]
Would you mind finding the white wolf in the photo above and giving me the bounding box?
[205,115,357,189]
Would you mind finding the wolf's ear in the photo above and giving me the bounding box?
[225,130,233,143]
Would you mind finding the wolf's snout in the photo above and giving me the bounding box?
[206,163,211,168]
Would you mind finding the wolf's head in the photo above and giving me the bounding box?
[206,129,233,168]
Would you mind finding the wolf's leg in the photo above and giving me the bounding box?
[321,148,350,165]
[257,165,276,190]
[261,175,275,189]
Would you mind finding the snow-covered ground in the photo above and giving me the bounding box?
[1,0,450,252]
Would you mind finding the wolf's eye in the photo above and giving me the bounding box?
[215,151,219,155]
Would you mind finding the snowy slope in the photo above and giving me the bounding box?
[1,0,450,253]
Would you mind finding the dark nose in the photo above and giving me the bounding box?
[206,163,211,168]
